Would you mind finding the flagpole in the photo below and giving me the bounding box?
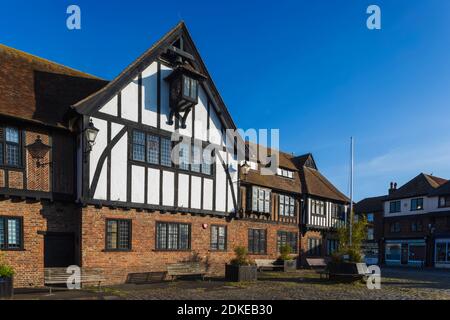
[349,137,354,246]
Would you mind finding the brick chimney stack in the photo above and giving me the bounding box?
[389,182,397,195]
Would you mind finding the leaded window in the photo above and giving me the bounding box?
[161,138,172,167]
[250,187,271,214]
[191,145,201,173]
[132,131,173,167]
[211,225,227,251]
[146,134,159,164]
[106,219,131,251]
[327,239,339,255]
[277,231,298,253]
[179,143,190,171]
[248,229,267,254]
[156,222,191,251]
[0,217,22,250]
[0,127,21,167]
[132,131,146,162]
[279,195,295,217]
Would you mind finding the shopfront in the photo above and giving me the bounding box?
[435,238,450,268]
[385,239,426,267]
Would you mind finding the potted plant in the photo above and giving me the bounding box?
[0,254,14,299]
[276,245,297,272]
[327,217,368,282]
[225,247,257,282]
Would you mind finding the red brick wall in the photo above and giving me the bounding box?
[0,200,80,288]
[300,230,338,265]
[25,131,51,192]
[81,206,299,285]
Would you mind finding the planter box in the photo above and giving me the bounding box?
[225,264,257,282]
[283,259,297,272]
[0,276,13,299]
[327,262,366,282]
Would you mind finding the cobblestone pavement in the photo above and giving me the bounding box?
[105,267,450,300]
[13,267,450,300]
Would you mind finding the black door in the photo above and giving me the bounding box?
[401,243,409,265]
[44,233,76,268]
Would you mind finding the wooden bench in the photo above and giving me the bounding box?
[44,268,105,294]
[126,272,167,284]
[166,262,207,281]
[328,263,372,281]
[255,259,284,272]
[306,258,329,279]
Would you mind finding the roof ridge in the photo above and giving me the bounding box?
[0,44,104,80]
[72,21,185,109]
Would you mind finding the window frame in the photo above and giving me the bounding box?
[277,168,294,179]
[326,239,339,256]
[0,216,24,251]
[411,220,423,232]
[105,219,132,252]
[210,225,227,252]
[248,228,267,255]
[390,222,401,233]
[0,126,23,168]
[311,199,326,216]
[277,231,298,254]
[250,186,272,214]
[155,222,191,251]
[279,194,296,217]
[411,198,424,211]
[307,238,322,256]
[389,201,401,213]
[182,75,199,102]
[439,196,450,208]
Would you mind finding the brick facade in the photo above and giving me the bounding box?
[81,206,299,285]
[300,229,338,265]
[0,200,80,287]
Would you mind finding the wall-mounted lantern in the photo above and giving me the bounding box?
[84,119,99,153]
[165,62,207,129]
[26,135,52,167]
[241,161,251,177]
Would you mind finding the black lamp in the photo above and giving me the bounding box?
[84,119,99,152]
[26,135,51,167]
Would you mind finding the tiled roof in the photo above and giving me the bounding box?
[388,173,448,200]
[355,195,388,213]
[0,44,108,130]
[429,180,450,197]
[242,142,301,193]
[300,166,350,203]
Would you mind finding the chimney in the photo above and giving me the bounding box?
[389,182,397,195]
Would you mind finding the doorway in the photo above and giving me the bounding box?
[44,232,76,268]
[401,243,409,265]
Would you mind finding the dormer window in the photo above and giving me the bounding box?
[277,168,294,179]
[165,62,206,129]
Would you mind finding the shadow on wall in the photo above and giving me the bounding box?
[33,71,108,127]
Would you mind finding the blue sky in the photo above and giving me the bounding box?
[1,0,450,201]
